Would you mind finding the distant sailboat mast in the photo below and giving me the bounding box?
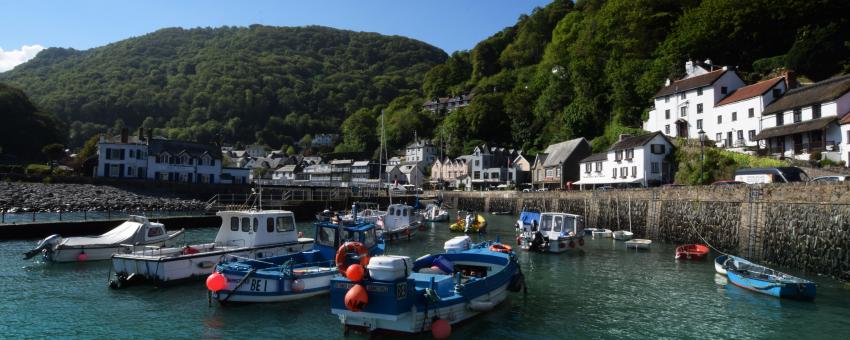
[381,110,392,205]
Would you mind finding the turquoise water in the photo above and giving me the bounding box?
[3,213,850,339]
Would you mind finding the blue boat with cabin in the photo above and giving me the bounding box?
[209,218,384,303]
[723,255,816,300]
[329,235,525,336]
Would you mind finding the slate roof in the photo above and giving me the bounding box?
[839,111,850,125]
[148,139,221,159]
[541,138,589,167]
[753,116,837,140]
[763,74,850,116]
[352,161,371,167]
[609,131,669,151]
[276,164,298,172]
[716,77,784,106]
[580,153,608,163]
[654,69,728,98]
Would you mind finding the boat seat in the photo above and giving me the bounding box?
[409,272,454,297]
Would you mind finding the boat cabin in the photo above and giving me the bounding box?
[214,210,300,248]
[125,215,170,243]
[383,204,420,230]
[539,212,584,239]
[314,221,380,260]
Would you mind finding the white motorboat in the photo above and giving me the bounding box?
[23,215,184,263]
[422,203,449,222]
[625,239,652,249]
[519,212,585,253]
[612,230,634,241]
[109,210,313,288]
[342,202,386,224]
[378,204,421,241]
[592,228,613,238]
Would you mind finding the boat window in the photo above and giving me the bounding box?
[317,226,337,247]
[396,208,402,216]
[553,215,563,232]
[540,215,553,232]
[402,208,408,217]
[564,217,576,233]
[241,217,250,232]
[147,227,164,238]
[266,218,274,232]
[230,217,239,231]
[388,206,395,216]
[363,229,376,248]
[276,217,295,232]
[253,218,258,232]
[342,230,357,243]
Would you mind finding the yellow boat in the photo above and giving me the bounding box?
[449,214,487,233]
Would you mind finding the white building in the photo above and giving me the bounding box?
[711,77,787,149]
[405,139,437,165]
[312,134,338,147]
[245,144,269,158]
[576,132,674,189]
[644,64,745,140]
[755,74,850,162]
[97,129,248,184]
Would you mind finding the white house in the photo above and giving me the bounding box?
[576,132,674,189]
[405,139,437,165]
[755,74,850,162]
[312,134,338,147]
[643,61,745,140]
[710,76,787,149]
[245,144,269,158]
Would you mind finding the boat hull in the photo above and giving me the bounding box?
[612,231,633,241]
[675,244,709,260]
[624,239,652,249]
[49,230,184,262]
[592,229,612,238]
[714,255,729,275]
[726,270,816,300]
[213,269,338,303]
[381,224,419,242]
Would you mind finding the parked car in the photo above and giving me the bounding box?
[810,175,850,183]
[711,180,745,186]
[733,167,809,184]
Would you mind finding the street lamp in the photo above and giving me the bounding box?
[698,129,706,185]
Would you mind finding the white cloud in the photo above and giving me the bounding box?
[0,44,45,72]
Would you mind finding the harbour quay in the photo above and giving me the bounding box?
[442,182,850,281]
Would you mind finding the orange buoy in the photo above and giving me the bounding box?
[291,279,305,292]
[346,264,365,282]
[344,284,368,312]
[206,272,227,292]
[432,318,451,339]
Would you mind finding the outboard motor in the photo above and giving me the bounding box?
[530,231,545,252]
[23,234,62,260]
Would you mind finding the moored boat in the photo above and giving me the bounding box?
[518,212,584,253]
[422,203,449,222]
[724,256,816,300]
[624,239,652,250]
[612,230,634,241]
[675,244,709,260]
[592,228,613,238]
[450,211,487,233]
[110,210,313,288]
[330,236,524,336]
[714,254,729,275]
[24,215,184,263]
[514,209,540,233]
[379,204,421,241]
[208,220,384,303]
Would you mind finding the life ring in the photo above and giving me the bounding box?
[335,242,370,275]
[489,244,513,253]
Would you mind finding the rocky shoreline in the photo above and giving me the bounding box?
[0,182,206,213]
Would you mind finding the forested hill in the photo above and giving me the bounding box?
[345,0,850,157]
[0,83,64,160]
[0,25,447,147]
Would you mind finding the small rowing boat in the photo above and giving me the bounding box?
[612,230,633,241]
[592,229,612,238]
[714,254,729,275]
[675,244,709,260]
[724,256,816,300]
[624,239,652,249]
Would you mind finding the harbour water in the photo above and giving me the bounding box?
[2,212,850,339]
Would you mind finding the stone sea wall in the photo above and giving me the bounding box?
[440,182,850,280]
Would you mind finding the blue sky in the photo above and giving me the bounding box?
[0,0,551,71]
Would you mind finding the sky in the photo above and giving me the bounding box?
[0,0,552,72]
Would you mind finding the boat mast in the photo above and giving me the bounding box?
[381,110,392,206]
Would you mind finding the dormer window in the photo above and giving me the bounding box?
[772,88,781,98]
[679,92,686,100]
[181,155,190,165]
[721,87,728,95]
[812,104,821,119]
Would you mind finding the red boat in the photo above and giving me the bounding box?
[675,244,709,260]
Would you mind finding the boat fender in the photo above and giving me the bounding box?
[579,238,585,246]
[467,300,495,312]
[516,235,522,246]
[569,241,576,249]
[344,284,368,312]
[291,279,305,293]
[77,251,89,262]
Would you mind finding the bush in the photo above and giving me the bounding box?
[52,167,73,177]
[42,176,52,183]
[820,158,838,167]
[25,164,51,176]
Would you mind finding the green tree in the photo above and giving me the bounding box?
[41,143,66,169]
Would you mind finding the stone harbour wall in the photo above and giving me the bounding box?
[440,182,850,280]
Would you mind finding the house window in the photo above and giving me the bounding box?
[651,162,660,174]
[697,87,703,96]
[595,162,602,172]
[748,108,755,118]
[127,166,134,177]
[620,167,628,178]
[109,164,120,177]
[793,109,801,123]
[696,119,703,129]
[679,92,686,100]
[697,103,703,114]
[625,149,634,160]
[776,114,784,126]
[474,160,480,166]
[492,172,500,179]
[545,169,554,177]
[108,149,121,160]
[584,163,591,174]
[615,150,623,161]
[749,130,756,141]
[737,130,744,140]
[612,168,617,178]
[631,166,637,178]
[665,109,670,119]
[483,172,489,179]
[732,112,737,121]
[721,86,728,95]
[812,104,821,119]
[650,144,666,154]
[473,171,480,179]
[717,115,722,124]
[680,106,687,117]
[665,95,670,103]
[716,133,722,142]
[665,125,670,134]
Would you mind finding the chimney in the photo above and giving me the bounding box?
[137,127,144,141]
[619,134,632,142]
[684,60,694,76]
[120,128,129,143]
[783,69,798,89]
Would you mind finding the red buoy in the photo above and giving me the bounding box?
[346,264,365,282]
[516,236,522,245]
[344,284,368,312]
[206,272,227,292]
[431,318,451,339]
[291,279,305,292]
[77,252,88,262]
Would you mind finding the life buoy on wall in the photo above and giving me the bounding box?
[335,242,370,275]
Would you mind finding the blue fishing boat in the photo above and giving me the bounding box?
[208,219,384,303]
[514,208,540,232]
[724,256,816,300]
[329,236,525,336]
